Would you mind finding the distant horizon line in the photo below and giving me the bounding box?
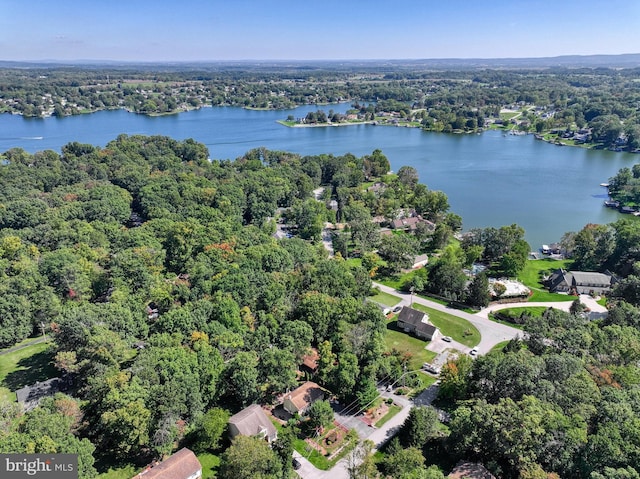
[2,52,640,65]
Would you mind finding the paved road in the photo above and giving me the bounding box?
[294,389,414,479]
[0,336,50,356]
[477,294,608,320]
[373,282,522,354]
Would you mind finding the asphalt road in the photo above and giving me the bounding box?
[373,282,522,354]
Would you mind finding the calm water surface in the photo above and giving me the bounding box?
[0,105,636,248]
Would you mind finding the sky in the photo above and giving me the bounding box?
[1,0,639,62]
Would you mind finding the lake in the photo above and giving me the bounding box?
[0,104,637,249]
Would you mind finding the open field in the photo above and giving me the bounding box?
[0,338,56,402]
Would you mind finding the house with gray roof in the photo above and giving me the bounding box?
[547,269,616,295]
[228,404,277,443]
[396,306,439,340]
[16,377,65,412]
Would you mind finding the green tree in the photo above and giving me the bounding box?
[306,399,334,431]
[219,435,282,479]
[401,406,439,448]
[223,351,260,406]
[193,408,230,452]
[438,354,473,401]
[378,234,417,274]
[467,273,490,308]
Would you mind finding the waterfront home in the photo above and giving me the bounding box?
[547,269,616,295]
[396,306,439,341]
[228,404,278,444]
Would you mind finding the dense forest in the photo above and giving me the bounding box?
[3,135,640,478]
[1,64,640,149]
[0,136,455,477]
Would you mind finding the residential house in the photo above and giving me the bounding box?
[448,461,496,479]
[133,448,201,479]
[283,381,325,415]
[411,254,429,269]
[396,306,439,340]
[391,216,436,232]
[547,269,616,295]
[300,348,319,376]
[16,377,66,412]
[228,404,278,444]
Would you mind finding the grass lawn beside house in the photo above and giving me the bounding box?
[519,258,575,302]
[385,320,437,371]
[374,404,402,428]
[369,290,402,307]
[411,304,480,347]
[197,452,220,479]
[0,338,56,402]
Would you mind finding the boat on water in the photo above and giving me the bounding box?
[600,183,610,188]
[604,200,620,208]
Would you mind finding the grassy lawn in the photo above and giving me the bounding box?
[369,290,402,307]
[197,452,220,479]
[97,465,138,479]
[500,111,521,120]
[271,419,356,471]
[377,270,416,290]
[292,430,356,470]
[346,258,363,268]
[375,404,402,428]
[385,321,437,371]
[519,259,575,302]
[490,341,510,354]
[0,339,56,402]
[411,304,480,347]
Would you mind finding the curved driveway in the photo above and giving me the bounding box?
[373,282,521,354]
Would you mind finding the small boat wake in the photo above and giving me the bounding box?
[19,136,44,140]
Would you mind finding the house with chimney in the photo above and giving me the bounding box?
[396,306,439,341]
[546,269,616,295]
[283,381,325,415]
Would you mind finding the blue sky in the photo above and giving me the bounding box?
[1,0,639,61]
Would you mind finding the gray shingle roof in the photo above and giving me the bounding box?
[228,404,277,440]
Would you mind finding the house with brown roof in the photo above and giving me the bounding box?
[391,216,436,232]
[300,348,319,375]
[397,306,439,340]
[283,381,325,415]
[228,404,278,444]
[133,448,201,479]
[448,461,496,479]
